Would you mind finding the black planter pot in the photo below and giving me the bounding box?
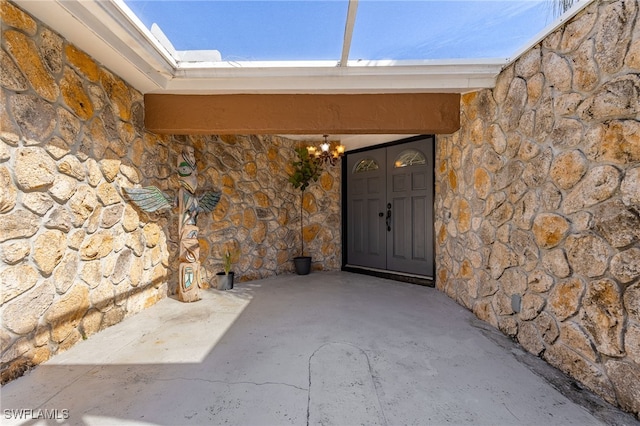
[293,256,312,275]
[216,272,234,290]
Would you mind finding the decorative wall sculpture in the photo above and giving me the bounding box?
[124,146,220,302]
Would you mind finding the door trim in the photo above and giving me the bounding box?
[341,135,436,282]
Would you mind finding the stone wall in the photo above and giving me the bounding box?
[435,0,639,418]
[0,1,341,383]
[0,1,171,382]
[158,134,342,287]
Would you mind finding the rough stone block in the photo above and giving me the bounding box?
[563,165,621,214]
[65,44,100,82]
[14,147,56,191]
[502,77,528,130]
[572,40,599,92]
[58,155,86,180]
[610,248,640,284]
[586,120,640,164]
[52,252,78,294]
[0,208,37,243]
[604,360,640,417]
[580,279,624,357]
[519,293,545,321]
[532,213,570,249]
[621,167,640,208]
[0,1,37,35]
[541,249,571,278]
[45,283,90,342]
[542,52,572,91]
[544,343,616,405]
[0,240,30,264]
[578,75,640,120]
[40,28,62,75]
[550,150,587,190]
[624,283,640,323]
[80,230,114,261]
[0,165,17,213]
[2,281,55,335]
[534,311,559,345]
[48,174,78,203]
[101,204,124,229]
[594,0,637,74]
[549,277,585,321]
[559,321,598,363]
[566,234,611,278]
[527,270,554,293]
[518,320,544,355]
[33,229,66,276]
[515,46,541,78]
[96,182,121,206]
[0,263,40,305]
[626,323,640,364]
[4,30,59,102]
[559,4,596,52]
[69,185,98,227]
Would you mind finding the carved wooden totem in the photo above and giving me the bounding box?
[123,146,220,302]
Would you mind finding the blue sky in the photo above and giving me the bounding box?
[123,1,556,61]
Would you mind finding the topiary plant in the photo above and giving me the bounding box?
[288,147,322,257]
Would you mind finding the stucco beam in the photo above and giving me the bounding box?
[145,93,460,135]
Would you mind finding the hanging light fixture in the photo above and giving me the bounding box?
[306,135,345,166]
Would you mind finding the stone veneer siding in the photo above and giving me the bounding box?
[0,1,341,383]
[435,0,639,418]
[157,133,342,287]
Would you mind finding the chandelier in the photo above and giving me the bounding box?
[306,135,345,166]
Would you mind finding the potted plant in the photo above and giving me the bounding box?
[216,249,235,290]
[288,146,322,275]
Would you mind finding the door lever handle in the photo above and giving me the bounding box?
[386,208,391,232]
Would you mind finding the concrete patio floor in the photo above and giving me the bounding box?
[2,272,638,426]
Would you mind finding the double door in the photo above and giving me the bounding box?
[346,137,434,277]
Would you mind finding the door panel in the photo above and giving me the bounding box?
[346,147,386,269]
[391,197,404,258]
[346,137,434,278]
[386,140,434,276]
[367,198,383,255]
[352,199,364,253]
[412,196,428,261]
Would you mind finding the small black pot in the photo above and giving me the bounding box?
[293,256,312,275]
[216,272,234,290]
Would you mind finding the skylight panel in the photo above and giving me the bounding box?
[349,0,553,61]
[124,0,349,62]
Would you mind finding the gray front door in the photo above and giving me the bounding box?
[346,137,434,278]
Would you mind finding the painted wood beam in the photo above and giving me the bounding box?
[145,93,460,135]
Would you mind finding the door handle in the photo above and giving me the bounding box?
[386,203,392,232]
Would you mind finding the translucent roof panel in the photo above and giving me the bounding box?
[123,0,563,64]
[124,0,349,61]
[350,0,553,61]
